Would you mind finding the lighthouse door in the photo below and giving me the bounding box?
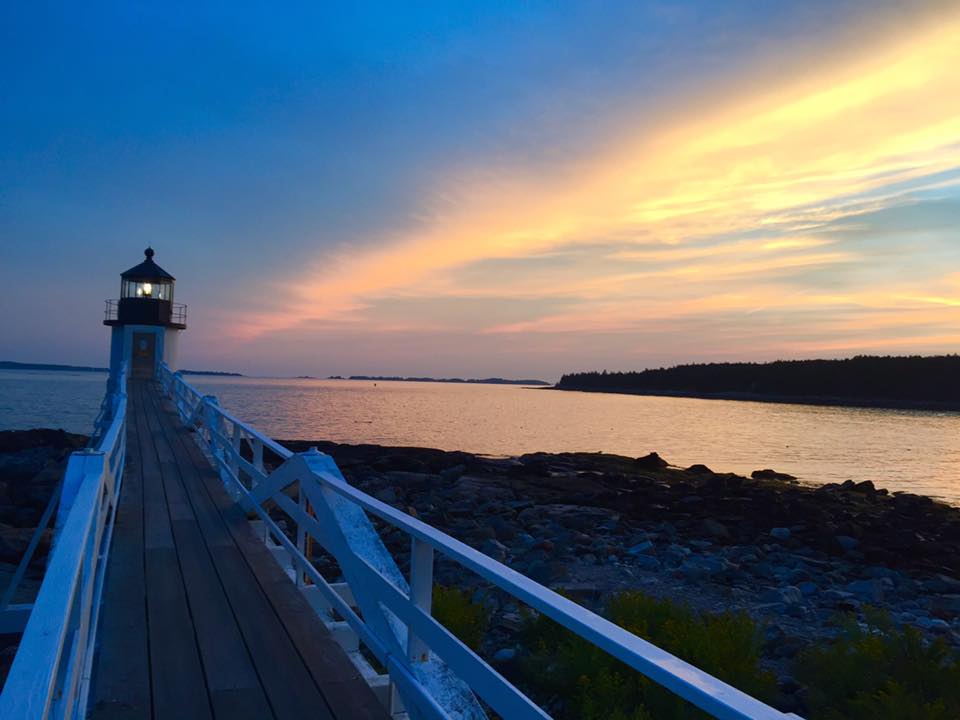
[132,332,156,378]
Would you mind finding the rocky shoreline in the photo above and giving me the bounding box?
[279,439,960,709]
[3,429,959,708]
[0,429,87,685]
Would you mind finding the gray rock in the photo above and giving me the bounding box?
[497,612,524,632]
[515,532,536,549]
[925,574,960,593]
[759,588,786,604]
[383,471,437,486]
[439,464,466,481]
[835,535,860,551]
[752,468,797,482]
[933,594,960,614]
[516,508,541,525]
[781,586,804,605]
[375,487,398,504]
[703,518,729,539]
[471,526,497,542]
[680,556,726,579]
[527,560,568,585]
[823,588,856,605]
[634,555,661,571]
[627,540,654,555]
[481,539,508,563]
[753,561,776,579]
[846,579,884,603]
[755,602,788,615]
[926,618,951,633]
[490,517,517,542]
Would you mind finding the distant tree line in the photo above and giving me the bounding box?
[556,355,960,403]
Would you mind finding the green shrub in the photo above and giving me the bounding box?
[432,585,490,651]
[517,592,777,719]
[794,608,960,720]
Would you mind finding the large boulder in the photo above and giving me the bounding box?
[751,469,797,483]
[635,452,669,470]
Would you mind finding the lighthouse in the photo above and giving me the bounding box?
[104,247,187,380]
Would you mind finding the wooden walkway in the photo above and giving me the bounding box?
[88,380,388,720]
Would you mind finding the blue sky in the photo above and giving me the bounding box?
[2,1,959,378]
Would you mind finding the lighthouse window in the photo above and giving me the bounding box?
[122,280,171,300]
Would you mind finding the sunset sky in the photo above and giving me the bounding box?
[3,1,959,379]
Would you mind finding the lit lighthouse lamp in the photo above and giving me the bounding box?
[104,247,187,379]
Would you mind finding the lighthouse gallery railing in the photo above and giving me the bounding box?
[157,363,800,720]
[0,364,128,719]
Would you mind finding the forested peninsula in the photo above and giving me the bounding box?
[555,355,960,410]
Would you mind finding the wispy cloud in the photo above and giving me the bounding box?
[227,8,960,370]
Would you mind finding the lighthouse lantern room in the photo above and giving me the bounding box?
[104,248,187,379]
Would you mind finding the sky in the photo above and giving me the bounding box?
[2,1,959,380]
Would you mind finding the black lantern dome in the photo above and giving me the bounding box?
[120,247,175,300]
[105,248,186,328]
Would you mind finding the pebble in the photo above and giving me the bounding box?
[770,527,791,540]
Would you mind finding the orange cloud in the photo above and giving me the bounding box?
[229,7,960,353]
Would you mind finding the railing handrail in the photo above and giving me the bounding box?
[103,299,188,324]
[158,362,800,720]
[0,364,128,719]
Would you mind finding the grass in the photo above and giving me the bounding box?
[427,586,960,719]
[517,591,777,719]
[432,584,491,652]
[795,608,960,720]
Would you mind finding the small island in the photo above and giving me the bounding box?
[0,360,242,377]
[555,355,960,411]
[0,360,108,373]
[334,375,550,386]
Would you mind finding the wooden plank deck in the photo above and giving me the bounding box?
[88,380,389,720]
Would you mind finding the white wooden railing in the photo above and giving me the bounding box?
[158,362,800,720]
[0,364,128,720]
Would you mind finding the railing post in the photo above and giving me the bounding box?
[407,537,434,663]
[202,395,221,449]
[55,450,103,535]
[252,438,264,479]
[230,423,241,480]
[173,371,189,420]
[297,487,307,588]
[197,394,216,443]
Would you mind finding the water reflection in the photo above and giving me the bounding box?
[2,370,958,503]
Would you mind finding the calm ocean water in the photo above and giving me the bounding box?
[2,369,959,503]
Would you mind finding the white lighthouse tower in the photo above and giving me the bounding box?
[104,248,187,381]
